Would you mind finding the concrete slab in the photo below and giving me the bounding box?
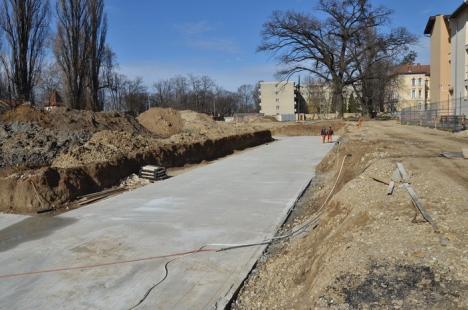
[0,137,335,309]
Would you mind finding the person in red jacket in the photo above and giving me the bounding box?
[327,127,334,143]
[320,128,326,143]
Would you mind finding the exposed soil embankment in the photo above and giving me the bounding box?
[1,130,271,214]
[269,120,344,136]
[233,121,468,309]
[0,106,272,214]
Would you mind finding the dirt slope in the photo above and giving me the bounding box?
[233,121,468,309]
[0,106,274,213]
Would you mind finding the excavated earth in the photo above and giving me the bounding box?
[0,106,277,214]
[232,121,468,309]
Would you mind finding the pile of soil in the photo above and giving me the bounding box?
[0,106,147,172]
[137,108,183,138]
[0,105,274,213]
[233,121,468,309]
[52,131,154,169]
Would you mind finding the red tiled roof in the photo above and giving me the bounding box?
[394,64,430,76]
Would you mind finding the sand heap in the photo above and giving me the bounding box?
[136,108,183,138]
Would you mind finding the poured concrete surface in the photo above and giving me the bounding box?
[0,137,335,309]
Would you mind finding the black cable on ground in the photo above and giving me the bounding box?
[128,258,178,310]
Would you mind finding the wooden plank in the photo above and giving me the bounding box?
[396,162,410,183]
[387,181,395,195]
[402,183,438,232]
[391,168,402,183]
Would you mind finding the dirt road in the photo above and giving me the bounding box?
[233,121,468,309]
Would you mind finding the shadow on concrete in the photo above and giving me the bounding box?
[0,216,78,252]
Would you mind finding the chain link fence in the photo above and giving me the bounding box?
[400,98,467,132]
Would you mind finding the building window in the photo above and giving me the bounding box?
[412,78,416,86]
[411,89,416,99]
[418,78,422,86]
[275,98,279,102]
[418,89,422,98]
[276,105,280,110]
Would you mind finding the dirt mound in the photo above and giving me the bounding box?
[137,108,184,138]
[179,110,218,133]
[1,105,145,133]
[52,131,154,168]
[0,106,148,171]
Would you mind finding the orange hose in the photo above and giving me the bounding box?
[0,248,217,279]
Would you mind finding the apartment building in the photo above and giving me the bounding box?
[450,2,468,107]
[424,15,452,110]
[394,64,431,110]
[259,81,297,120]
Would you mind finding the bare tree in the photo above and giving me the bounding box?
[86,0,107,111]
[36,61,62,105]
[303,77,329,119]
[348,26,416,115]
[237,84,254,113]
[55,0,89,109]
[104,72,127,111]
[0,0,50,103]
[258,0,414,117]
[149,74,248,116]
[153,79,173,107]
[252,81,261,113]
[124,77,147,114]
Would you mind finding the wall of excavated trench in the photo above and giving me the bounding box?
[0,130,273,214]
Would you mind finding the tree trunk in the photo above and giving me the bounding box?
[332,82,345,118]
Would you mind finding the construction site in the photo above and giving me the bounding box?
[1,0,468,308]
[0,104,467,308]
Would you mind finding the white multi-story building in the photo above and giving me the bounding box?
[259,81,297,121]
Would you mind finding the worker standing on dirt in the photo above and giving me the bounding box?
[320,128,326,143]
[327,127,334,143]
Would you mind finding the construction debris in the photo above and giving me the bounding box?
[139,165,168,182]
[387,181,395,195]
[440,151,464,159]
[395,162,438,232]
[76,187,128,206]
[396,162,410,183]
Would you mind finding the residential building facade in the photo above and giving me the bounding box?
[259,81,296,119]
[424,15,452,110]
[393,64,431,111]
[450,1,468,114]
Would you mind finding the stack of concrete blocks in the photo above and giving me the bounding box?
[139,165,168,181]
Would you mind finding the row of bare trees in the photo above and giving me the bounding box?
[107,74,259,116]
[0,0,259,115]
[259,0,417,117]
[0,0,108,111]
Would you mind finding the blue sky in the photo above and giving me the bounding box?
[106,0,463,91]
